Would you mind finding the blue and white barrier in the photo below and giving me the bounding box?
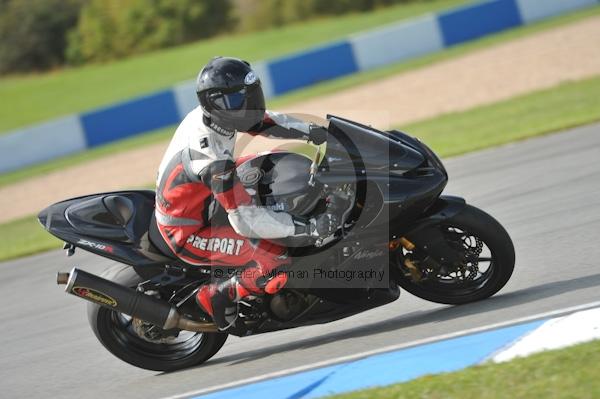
[1,0,598,173]
[80,91,181,148]
[0,115,87,170]
[171,305,600,399]
[349,15,444,71]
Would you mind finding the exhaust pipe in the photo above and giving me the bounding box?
[57,268,217,333]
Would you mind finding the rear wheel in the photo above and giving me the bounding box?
[394,205,515,305]
[87,264,227,371]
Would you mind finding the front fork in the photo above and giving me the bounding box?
[389,237,424,282]
[389,195,469,281]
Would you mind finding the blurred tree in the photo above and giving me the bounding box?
[239,0,417,31]
[0,0,425,73]
[0,0,85,73]
[67,0,233,63]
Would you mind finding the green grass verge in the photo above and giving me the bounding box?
[1,74,599,262]
[0,216,61,261]
[329,339,600,399]
[0,0,468,133]
[404,75,600,157]
[1,5,598,189]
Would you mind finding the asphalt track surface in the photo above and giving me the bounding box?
[1,123,599,399]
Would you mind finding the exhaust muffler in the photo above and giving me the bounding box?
[57,268,217,333]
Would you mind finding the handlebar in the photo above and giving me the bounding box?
[308,141,326,187]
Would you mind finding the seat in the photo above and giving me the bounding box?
[103,195,135,225]
[148,212,178,259]
[64,192,162,244]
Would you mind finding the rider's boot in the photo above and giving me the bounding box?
[196,270,289,334]
[196,276,250,334]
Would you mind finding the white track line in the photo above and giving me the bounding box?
[163,300,600,399]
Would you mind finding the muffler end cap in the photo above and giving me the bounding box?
[57,272,70,285]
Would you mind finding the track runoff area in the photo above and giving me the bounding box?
[167,301,600,399]
[162,123,600,398]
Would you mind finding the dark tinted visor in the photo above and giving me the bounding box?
[209,88,247,110]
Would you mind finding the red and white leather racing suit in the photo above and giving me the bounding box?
[155,106,311,323]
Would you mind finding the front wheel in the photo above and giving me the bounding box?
[394,204,515,305]
[87,264,228,371]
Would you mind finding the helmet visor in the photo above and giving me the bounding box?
[209,88,247,111]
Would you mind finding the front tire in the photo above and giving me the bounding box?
[87,264,228,371]
[394,204,515,305]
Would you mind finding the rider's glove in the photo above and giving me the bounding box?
[308,125,327,145]
[310,213,339,238]
[293,213,338,238]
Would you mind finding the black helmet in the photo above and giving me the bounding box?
[196,56,266,134]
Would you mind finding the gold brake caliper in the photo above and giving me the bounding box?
[390,237,423,282]
[403,258,422,282]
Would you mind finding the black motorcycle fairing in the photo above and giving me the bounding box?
[231,117,447,239]
[407,195,467,230]
[386,129,447,178]
[285,231,391,285]
[317,117,448,232]
[246,285,400,335]
[326,116,425,175]
[38,190,172,267]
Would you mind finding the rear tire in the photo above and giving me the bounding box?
[395,205,515,305]
[87,264,227,371]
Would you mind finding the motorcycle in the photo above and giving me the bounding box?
[40,115,515,371]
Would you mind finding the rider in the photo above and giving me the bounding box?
[154,56,336,333]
